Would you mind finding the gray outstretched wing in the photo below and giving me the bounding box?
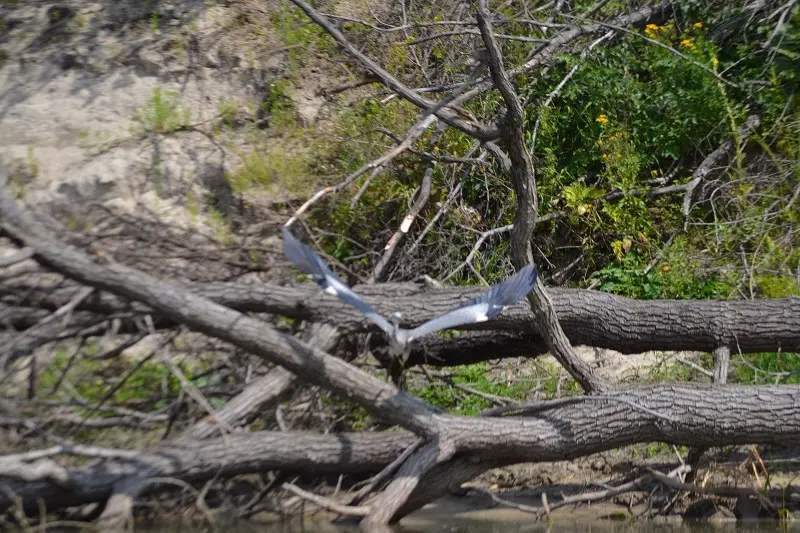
[282,227,393,335]
[406,264,538,341]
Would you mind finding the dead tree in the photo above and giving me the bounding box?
[2,0,800,527]
[3,176,800,524]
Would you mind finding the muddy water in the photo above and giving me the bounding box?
[83,494,797,533]
[131,519,798,533]
[113,500,799,533]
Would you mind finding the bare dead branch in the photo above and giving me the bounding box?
[5,276,800,360]
[683,115,762,229]
[443,224,513,283]
[534,465,692,517]
[180,323,340,441]
[370,165,433,282]
[406,29,548,47]
[476,0,607,394]
[0,431,415,514]
[288,0,499,141]
[286,115,437,226]
[363,440,445,525]
[0,458,69,485]
[282,482,370,517]
[348,437,425,506]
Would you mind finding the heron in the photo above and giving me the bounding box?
[282,227,538,384]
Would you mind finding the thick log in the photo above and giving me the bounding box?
[4,383,800,515]
[0,431,415,513]
[5,278,800,363]
[389,381,800,521]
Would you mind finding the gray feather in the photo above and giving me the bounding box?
[282,228,393,335]
[407,264,537,341]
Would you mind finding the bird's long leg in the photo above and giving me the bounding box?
[389,348,410,391]
[419,346,445,366]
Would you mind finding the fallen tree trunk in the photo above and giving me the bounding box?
[3,383,800,515]
[4,277,800,365]
[0,431,415,514]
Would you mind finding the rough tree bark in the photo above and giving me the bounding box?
[3,383,799,516]
[474,0,605,395]
[5,279,800,367]
[0,432,414,514]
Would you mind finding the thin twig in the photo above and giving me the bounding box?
[286,115,438,227]
[282,483,371,517]
[530,30,614,153]
[407,29,548,46]
[442,225,513,282]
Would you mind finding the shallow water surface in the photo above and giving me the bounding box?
[128,515,797,533]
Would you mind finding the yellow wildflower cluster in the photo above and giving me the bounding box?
[645,23,660,36]
[679,39,696,49]
[693,22,703,29]
[596,113,609,124]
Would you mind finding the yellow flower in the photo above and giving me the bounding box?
[679,39,695,49]
[693,22,703,29]
[596,114,609,124]
[602,153,608,159]
[651,169,658,176]
[645,24,659,35]
[663,265,672,272]
[615,152,622,158]
[711,56,719,68]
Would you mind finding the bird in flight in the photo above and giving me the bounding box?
[282,226,538,385]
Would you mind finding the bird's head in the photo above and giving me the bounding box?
[391,311,402,331]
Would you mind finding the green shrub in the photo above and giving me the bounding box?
[227,145,314,197]
[412,363,536,415]
[131,87,191,135]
